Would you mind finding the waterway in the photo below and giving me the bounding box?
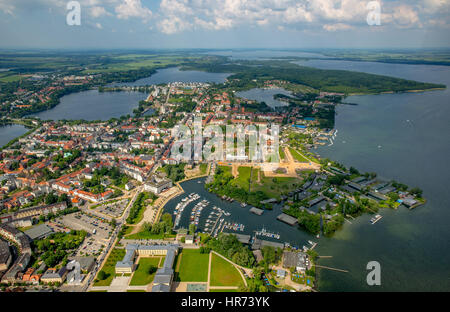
[163,177,315,249]
[29,90,147,121]
[28,68,231,121]
[299,59,450,291]
[0,124,28,147]
[163,55,450,291]
[236,88,291,109]
[110,67,231,87]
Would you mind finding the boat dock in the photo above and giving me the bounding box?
[276,213,298,226]
[250,207,264,216]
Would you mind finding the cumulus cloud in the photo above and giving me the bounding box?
[156,0,377,34]
[159,16,192,34]
[382,4,420,28]
[115,0,152,21]
[421,0,450,13]
[90,6,111,18]
[1,0,449,35]
[0,0,14,15]
[323,23,353,32]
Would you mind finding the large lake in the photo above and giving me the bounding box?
[299,59,450,291]
[29,90,147,121]
[0,124,28,147]
[110,67,231,87]
[236,88,291,108]
[203,49,325,60]
[29,68,231,121]
[162,56,450,291]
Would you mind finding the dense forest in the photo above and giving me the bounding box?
[183,58,445,94]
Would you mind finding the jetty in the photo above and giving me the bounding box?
[250,207,264,216]
[277,213,298,226]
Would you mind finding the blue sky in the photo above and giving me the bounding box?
[0,0,449,49]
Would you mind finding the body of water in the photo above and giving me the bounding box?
[29,90,147,121]
[301,59,450,291]
[29,68,231,121]
[204,49,325,60]
[163,56,450,291]
[111,67,231,87]
[163,177,315,248]
[236,88,291,108]
[0,124,28,147]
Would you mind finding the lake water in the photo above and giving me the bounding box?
[302,59,450,291]
[111,67,231,87]
[236,88,291,108]
[29,68,231,121]
[203,49,325,60]
[162,56,450,291]
[163,177,315,248]
[29,90,147,121]
[0,124,28,147]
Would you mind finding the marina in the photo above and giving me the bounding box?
[255,227,281,240]
[164,177,315,249]
[173,193,200,228]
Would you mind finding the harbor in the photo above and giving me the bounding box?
[164,176,316,250]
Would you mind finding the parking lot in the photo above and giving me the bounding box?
[93,199,129,218]
[55,212,114,258]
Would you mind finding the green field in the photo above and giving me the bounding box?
[175,249,210,282]
[252,174,299,199]
[279,147,285,161]
[89,290,107,292]
[126,290,146,292]
[289,148,310,163]
[210,253,243,287]
[232,166,252,190]
[209,288,239,292]
[200,163,208,175]
[126,230,176,240]
[129,257,161,286]
[94,248,126,286]
[0,72,24,82]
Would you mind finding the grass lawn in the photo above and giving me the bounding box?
[252,174,300,199]
[289,148,310,163]
[210,253,243,287]
[209,288,239,292]
[200,163,208,175]
[94,248,126,286]
[175,249,209,282]
[279,147,285,161]
[129,257,161,286]
[127,290,146,292]
[126,230,176,240]
[232,166,252,190]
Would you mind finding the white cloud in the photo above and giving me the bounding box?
[156,0,372,34]
[115,0,152,21]
[90,6,111,18]
[323,23,353,32]
[382,5,420,28]
[421,0,450,13]
[159,16,192,34]
[0,0,14,15]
